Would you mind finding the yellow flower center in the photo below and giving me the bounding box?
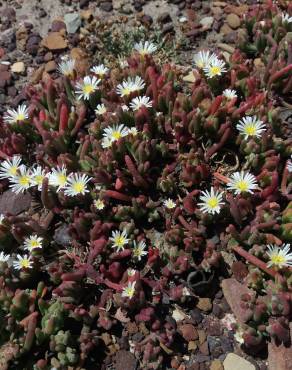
[72,182,85,193]
[83,84,94,95]
[30,240,39,248]
[20,259,30,268]
[94,200,104,209]
[16,113,25,121]
[112,131,122,140]
[271,255,285,265]
[207,197,219,209]
[34,175,44,185]
[210,66,221,76]
[122,88,131,96]
[57,174,67,186]
[19,175,30,187]
[244,124,256,136]
[115,236,126,247]
[236,180,248,192]
[125,287,134,297]
[8,166,18,176]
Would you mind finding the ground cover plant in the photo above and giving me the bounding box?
[0,1,291,369]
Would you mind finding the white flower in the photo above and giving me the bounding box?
[0,214,5,225]
[75,76,100,100]
[121,104,129,111]
[90,64,109,78]
[194,50,217,69]
[95,104,107,115]
[127,269,136,276]
[131,76,145,92]
[9,165,32,194]
[94,199,105,210]
[4,104,29,124]
[236,116,266,139]
[0,155,22,179]
[118,56,129,68]
[63,173,91,196]
[266,244,292,268]
[203,57,227,78]
[223,89,237,100]
[58,58,75,77]
[227,171,258,195]
[101,124,129,148]
[0,251,9,262]
[281,13,292,24]
[116,76,145,97]
[109,229,129,252]
[122,281,136,299]
[23,235,43,251]
[134,41,157,56]
[163,198,176,209]
[129,96,153,111]
[128,127,138,136]
[287,155,292,173]
[132,240,148,261]
[198,187,224,215]
[13,254,33,270]
[234,329,245,344]
[49,165,68,191]
[31,166,47,191]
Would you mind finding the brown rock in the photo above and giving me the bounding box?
[45,60,57,73]
[80,9,93,21]
[197,298,212,312]
[179,324,199,341]
[11,62,25,73]
[114,350,137,370]
[220,24,233,35]
[0,190,31,215]
[70,47,89,74]
[0,70,11,88]
[199,341,209,355]
[198,330,207,344]
[210,360,223,370]
[41,32,68,51]
[221,278,255,324]
[268,339,292,370]
[226,14,241,29]
[30,65,45,84]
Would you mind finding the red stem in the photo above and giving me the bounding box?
[125,155,148,189]
[104,190,132,202]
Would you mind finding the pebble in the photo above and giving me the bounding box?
[210,360,223,370]
[64,13,81,34]
[197,298,212,312]
[179,324,199,341]
[0,70,11,87]
[223,353,255,370]
[199,16,214,30]
[100,2,113,12]
[45,60,57,73]
[11,61,25,73]
[42,32,68,50]
[226,13,241,29]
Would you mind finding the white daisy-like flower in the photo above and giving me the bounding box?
[9,165,32,194]
[75,76,100,100]
[31,166,47,191]
[163,198,176,209]
[227,171,258,195]
[128,127,138,136]
[266,244,292,268]
[109,229,129,252]
[203,57,227,78]
[129,96,153,111]
[63,173,91,196]
[134,41,157,56]
[281,13,292,24]
[118,56,129,69]
[198,187,224,215]
[94,199,105,210]
[49,165,68,191]
[13,254,33,270]
[101,124,129,148]
[0,155,22,179]
[23,234,43,252]
[223,89,237,100]
[90,64,109,78]
[4,104,29,125]
[131,76,145,92]
[0,214,5,225]
[95,104,107,115]
[122,281,136,299]
[0,251,9,262]
[121,104,129,111]
[287,155,292,173]
[234,329,245,344]
[116,76,145,97]
[57,58,76,77]
[236,116,266,139]
[132,240,148,261]
[127,269,136,276]
[193,50,217,69]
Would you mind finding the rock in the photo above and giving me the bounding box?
[183,71,196,83]
[162,23,174,35]
[200,16,214,30]
[158,12,172,24]
[231,261,248,281]
[30,65,45,84]
[0,71,11,88]
[70,47,89,74]
[41,32,68,51]
[199,341,209,355]
[210,360,223,370]
[100,2,113,12]
[198,330,207,344]
[114,350,137,370]
[221,279,255,324]
[268,340,292,370]
[220,24,233,35]
[197,298,212,312]
[188,341,197,351]
[223,353,255,370]
[226,13,241,29]
[26,34,42,55]
[190,308,203,324]
[0,342,19,370]
[81,10,93,21]
[45,61,57,73]
[179,324,199,341]
[80,0,90,8]
[51,20,66,32]
[218,43,235,54]
[11,62,25,73]
[7,86,17,97]
[64,13,81,34]
[0,190,31,215]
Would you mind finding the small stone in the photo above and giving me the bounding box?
[226,13,241,29]
[42,32,68,51]
[162,23,174,35]
[100,2,113,12]
[157,12,172,24]
[268,340,292,370]
[199,341,209,355]
[7,86,17,97]
[51,20,66,32]
[70,47,89,74]
[220,24,233,35]
[30,65,45,84]
[198,330,207,344]
[183,71,196,83]
[80,0,90,8]
[44,52,53,62]
[114,350,137,370]
[223,353,255,370]
[45,61,57,73]
[179,324,199,341]
[64,13,81,34]
[188,341,197,351]
[199,16,214,30]
[0,190,31,215]
[0,70,11,88]
[11,62,25,73]
[210,360,223,370]
[197,298,212,312]
[81,10,93,21]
